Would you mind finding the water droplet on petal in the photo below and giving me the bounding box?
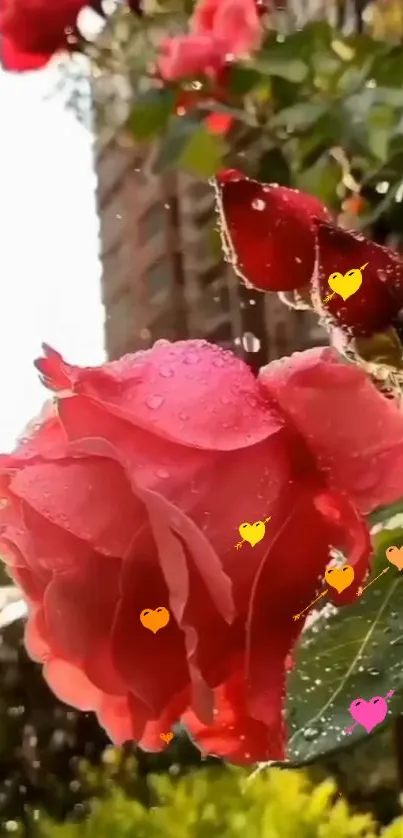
[159,365,174,378]
[146,395,164,409]
[156,468,169,479]
[252,199,266,211]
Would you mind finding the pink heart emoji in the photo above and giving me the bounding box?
[349,696,388,733]
[386,545,403,571]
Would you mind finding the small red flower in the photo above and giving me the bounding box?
[216,170,403,337]
[1,341,403,763]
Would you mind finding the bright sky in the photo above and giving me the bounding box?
[0,61,105,452]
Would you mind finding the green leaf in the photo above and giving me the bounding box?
[126,89,176,141]
[371,45,403,88]
[295,154,342,206]
[286,534,403,765]
[179,125,228,178]
[367,104,397,162]
[254,57,308,84]
[370,499,403,527]
[153,117,228,178]
[262,21,333,65]
[270,102,328,131]
[256,148,291,186]
[227,66,262,95]
[152,117,198,173]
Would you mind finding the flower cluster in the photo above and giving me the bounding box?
[1,341,403,764]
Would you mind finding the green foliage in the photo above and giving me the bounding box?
[127,90,176,141]
[286,507,403,764]
[34,766,403,838]
[118,16,403,239]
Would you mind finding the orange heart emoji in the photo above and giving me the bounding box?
[325,564,355,594]
[160,732,174,745]
[386,545,403,571]
[140,607,170,634]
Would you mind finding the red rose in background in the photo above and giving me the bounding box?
[1,340,403,764]
[192,0,262,56]
[158,35,228,83]
[0,0,105,71]
[216,169,403,337]
[158,0,263,82]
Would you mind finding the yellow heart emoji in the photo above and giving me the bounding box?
[386,545,403,571]
[140,607,170,634]
[239,521,266,548]
[160,732,174,745]
[327,263,368,302]
[325,564,355,594]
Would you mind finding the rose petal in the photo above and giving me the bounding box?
[192,0,262,54]
[112,556,189,716]
[97,695,146,745]
[0,413,67,468]
[138,688,190,751]
[39,341,283,451]
[44,658,103,712]
[25,608,51,661]
[245,486,330,744]
[215,170,330,291]
[1,33,53,71]
[183,669,278,764]
[259,346,403,514]
[10,458,144,557]
[43,556,122,676]
[158,34,226,81]
[313,490,371,607]
[314,222,403,336]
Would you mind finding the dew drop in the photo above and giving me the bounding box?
[252,198,266,211]
[303,727,320,741]
[242,332,261,353]
[146,395,164,409]
[159,365,174,378]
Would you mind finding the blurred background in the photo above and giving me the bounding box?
[2,0,403,835]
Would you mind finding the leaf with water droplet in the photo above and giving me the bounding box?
[286,524,403,764]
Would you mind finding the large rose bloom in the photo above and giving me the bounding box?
[1,340,403,764]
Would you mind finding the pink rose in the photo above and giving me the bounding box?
[192,0,262,55]
[157,0,263,82]
[1,341,403,764]
[158,34,227,82]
